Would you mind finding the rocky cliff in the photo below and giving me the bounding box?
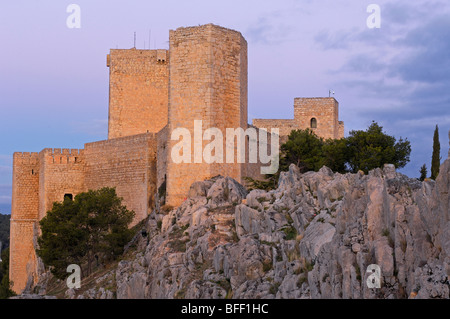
[61,151,450,299]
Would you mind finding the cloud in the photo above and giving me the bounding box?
[314,29,361,50]
[70,118,108,137]
[313,3,450,177]
[245,14,294,45]
[392,16,450,84]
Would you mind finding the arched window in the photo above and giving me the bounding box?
[64,193,73,201]
[310,118,317,129]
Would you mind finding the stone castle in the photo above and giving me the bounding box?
[10,24,344,293]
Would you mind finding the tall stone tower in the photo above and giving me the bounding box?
[9,153,40,292]
[107,49,169,139]
[165,24,248,206]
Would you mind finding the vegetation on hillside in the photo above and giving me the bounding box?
[37,187,135,280]
[0,248,15,299]
[0,214,10,250]
[431,125,441,180]
[419,164,428,181]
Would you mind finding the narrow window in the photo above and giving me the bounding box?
[64,193,73,201]
[310,118,317,129]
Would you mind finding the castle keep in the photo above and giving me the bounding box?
[10,24,344,293]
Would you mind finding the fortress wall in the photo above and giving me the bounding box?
[107,49,169,139]
[84,133,157,225]
[242,125,278,184]
[294,97,339,140]
[166,24,248,206]
[38,149,85,221]
[10,152,40,293]
[252,119,297,137]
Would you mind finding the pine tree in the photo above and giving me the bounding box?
[419,164,427,181]
[431,125,441,180]
[37,187,135,279]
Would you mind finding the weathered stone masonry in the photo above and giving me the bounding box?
[253,97,345,140]
[10,23,344,293]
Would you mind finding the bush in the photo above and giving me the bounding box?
[37,187,135,279]
[275,121,411,181]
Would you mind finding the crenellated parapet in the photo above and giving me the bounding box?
[39,148,84,165]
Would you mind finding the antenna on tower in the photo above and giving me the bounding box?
[149,29,151,50]
[134,32,136,48]
[329,89,335,97]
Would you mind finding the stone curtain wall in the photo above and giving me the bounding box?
[253,97,344,140]
[252,119,297,137]
[107,49,169,139]
[165,24,248,206]
[84,133,157,225]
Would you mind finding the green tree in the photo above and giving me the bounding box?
[37,187,135,279]
[346,122,411,173]
[322,138,348,173]
[0,214,10,249]
[419,164,427,181]
[0,248,16,299]
[275,121,411,177]
[431,125,441,180]
[246,122,411,190]
[281,129,325,173]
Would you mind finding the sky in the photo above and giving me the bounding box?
[1,0,449,214]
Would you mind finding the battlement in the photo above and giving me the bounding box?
[40,148,84,165]
[41,148,84,156]
[107,48,169,70]
[13,152,39,165]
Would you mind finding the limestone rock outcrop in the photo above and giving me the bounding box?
[95,155,450,299]
[34,151,450,299]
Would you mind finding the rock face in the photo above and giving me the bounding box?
[32,156,450,299]
[103,159,449,299]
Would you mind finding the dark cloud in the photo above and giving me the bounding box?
[317,6,450,177]
[392,16,450,84]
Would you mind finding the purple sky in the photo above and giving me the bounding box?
[1,0,449,214]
